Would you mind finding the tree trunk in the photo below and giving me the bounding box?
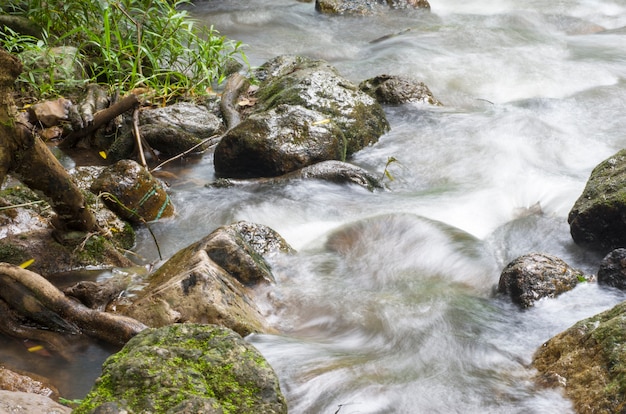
[0,48,97,232]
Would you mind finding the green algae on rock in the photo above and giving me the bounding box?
[533,300,626,413]
[73,324,287,414]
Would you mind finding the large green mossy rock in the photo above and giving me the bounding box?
[569,149,626,253]
[214,55,389,179]
[74,324,287,414]
[533,301,626,413]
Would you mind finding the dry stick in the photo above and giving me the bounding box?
[60,93,140,148]
[150,133,221,172]
[0,262,147,346]
[132,107,148,168]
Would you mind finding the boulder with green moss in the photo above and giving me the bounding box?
[568,149,626,253]
[533,300,626,413]
[73,324,287,414]
[214,55,389,178]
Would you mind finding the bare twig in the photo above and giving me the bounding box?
[150,133,221,172]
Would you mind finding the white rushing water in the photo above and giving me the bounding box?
[133,1,626,412]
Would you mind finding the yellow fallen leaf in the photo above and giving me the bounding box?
[311,119,331,125]
[19,259,35,268]
[99,151,107,159]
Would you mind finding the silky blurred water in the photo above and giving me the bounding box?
[5,0,626,410]
[133,1,626,412]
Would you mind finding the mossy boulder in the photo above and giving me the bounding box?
[214,55,389,178]
[533,300,626,413]
[91,159,174,224]
[568,149,626,253]
[73,324,287,414]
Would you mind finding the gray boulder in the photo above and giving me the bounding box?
[214,55,389,178]
[497,253,583,308]
[315,0,429,15]
[568,149,626,253]
[73,324,287,414]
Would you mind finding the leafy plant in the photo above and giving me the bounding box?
[0,0,246,100]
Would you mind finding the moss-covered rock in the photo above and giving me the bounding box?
[214,55,389,179]
[74,324,287,414]
[533,300,626,413]
[568,149,626,253]
[91,159,174,224]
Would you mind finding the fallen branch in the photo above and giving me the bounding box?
[0,263,147,346]
[220,73,250,130]
[60,93,140,148]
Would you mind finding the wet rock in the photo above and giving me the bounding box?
[0,390,71,414]
[597,248,626,290]
[108,101,220,161]
[533,300,626,413]
[73,324,287,414]
[118,221,292,336]
[211,160,382,191]
[0,366,59,399]
[316,0,429,15]
[568,149,626,253]
[497,253,583,308]
[139,101,223,138]
[359,74,442,105]
[215,55,389,178]
[214,104,345,178]
[91,159,174,224]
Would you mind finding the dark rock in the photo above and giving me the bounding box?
[533,300,626,413]
[214,105,345,178]
[497,253,583,308]
[118,221,292,336]
[90,159,174,224]
[568,149,626,253]
[73,324,287,414]
[210,160,382,191]
[359,74,442,105]
[597,248,626,290]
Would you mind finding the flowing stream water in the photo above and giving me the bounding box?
[3,0,626,412]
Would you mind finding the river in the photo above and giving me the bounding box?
[177,1,626,413]
[4,0,626,412]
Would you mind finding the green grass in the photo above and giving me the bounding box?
[0,0,247,100]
